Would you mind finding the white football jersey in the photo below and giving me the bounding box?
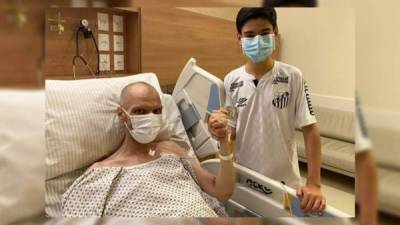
[224,61,316,188]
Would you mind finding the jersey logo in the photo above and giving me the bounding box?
[273,76,289,84]
[272,92,290,109]
[304,81,315,116]
[236,97,248,108]
[230,81,244,92]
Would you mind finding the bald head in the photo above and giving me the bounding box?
[119,82,162,115]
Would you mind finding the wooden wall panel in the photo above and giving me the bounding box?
[0,1,115,87]
[141,7,246,85]
[0,0,258,88]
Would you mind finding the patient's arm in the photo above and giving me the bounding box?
[155,110,235,202]
[155,139,235,202]
[201,109,235,201]
[189,141,235,202]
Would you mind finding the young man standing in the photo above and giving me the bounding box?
[211,8,325,212]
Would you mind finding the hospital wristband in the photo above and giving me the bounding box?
[218,152,233,161]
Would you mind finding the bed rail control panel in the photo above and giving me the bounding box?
[177,97,201,131]
[172,58,226,159]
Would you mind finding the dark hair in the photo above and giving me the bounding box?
[263,0,317,7]
[236,7,277,34]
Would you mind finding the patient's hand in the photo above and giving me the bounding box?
[208,108,230,144]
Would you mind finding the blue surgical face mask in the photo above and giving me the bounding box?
[241,34,275,63]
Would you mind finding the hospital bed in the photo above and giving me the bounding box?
[0,59,351,225]
[172,58,352,218]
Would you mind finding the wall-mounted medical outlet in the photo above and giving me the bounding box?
[48,12,66,35]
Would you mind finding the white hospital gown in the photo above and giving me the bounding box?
[62,153,225,217]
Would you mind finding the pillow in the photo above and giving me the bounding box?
[0,89,45,225]
[45,74,192,216]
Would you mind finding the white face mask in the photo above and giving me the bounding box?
[121,108,163,144]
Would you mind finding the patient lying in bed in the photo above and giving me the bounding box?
[62,82,235,217]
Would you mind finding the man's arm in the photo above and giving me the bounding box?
[187,141,235,202]
[303,123,322,188]
[155,110,235,202]
[154,141,235,202]
[356,151,378,225]
[297,123,326,212]
[195,109,235,201]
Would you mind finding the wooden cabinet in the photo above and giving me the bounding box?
[44,7,141,80]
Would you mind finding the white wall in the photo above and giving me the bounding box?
[277,8,355,106]
[356,0,400,128]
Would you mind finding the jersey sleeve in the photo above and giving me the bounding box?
[355,96,372,153]
[224,76,238,128]
[294,73,317,128]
